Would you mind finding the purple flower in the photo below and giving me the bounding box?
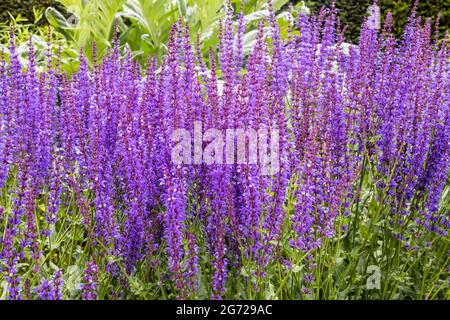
[82,261,99,300]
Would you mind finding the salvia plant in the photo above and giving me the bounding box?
[0,1,449,300]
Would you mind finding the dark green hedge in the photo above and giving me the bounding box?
[2,1,449,42]
[0,0,66,24]
[301,1,450,43]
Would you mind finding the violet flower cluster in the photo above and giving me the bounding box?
[0,2,448,299]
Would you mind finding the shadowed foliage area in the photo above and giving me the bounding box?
[0,0,67,24]
[299,0,450,43]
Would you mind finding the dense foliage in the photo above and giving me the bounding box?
[306,0,450,43]
[0,0,67,24]
[0,2,449,300]
[1,0,296,73]
[44,0,295,65]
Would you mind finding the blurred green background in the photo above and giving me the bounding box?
[1,1,449,43]
[0,0,448,74]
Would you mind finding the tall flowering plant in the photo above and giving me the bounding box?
[0,1,448,300]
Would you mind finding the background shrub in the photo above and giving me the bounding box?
[300,0,450,43]
[0,0,67,24]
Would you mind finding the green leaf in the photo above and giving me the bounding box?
[264,282,277,300]
[177,0,187,17]
[292,264,302,273]
[272,0,289,11]
[1,281,8,300]
[243,9,269,24]
[45,7,73,30]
